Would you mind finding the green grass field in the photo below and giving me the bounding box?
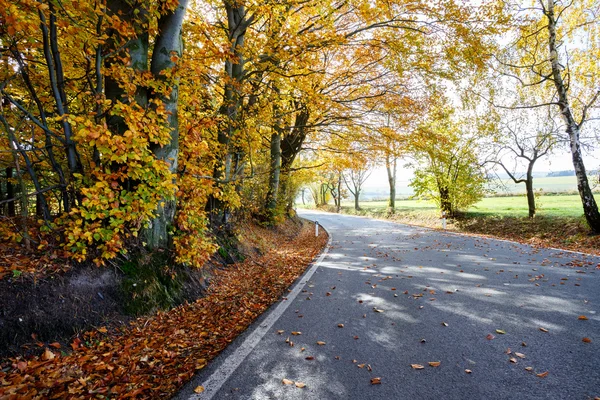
[327,194,587,219]
[491,176,580,194]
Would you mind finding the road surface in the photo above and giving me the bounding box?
[176,210,600,400]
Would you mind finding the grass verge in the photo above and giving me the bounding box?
[313,195,600,256]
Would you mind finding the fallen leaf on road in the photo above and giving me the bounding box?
[486,334,495,340]
[582,337,592,343]
[295,382,306,388]
[371,377,382,385]
[411,364,425,370]
[465,369,472,374]
[338,324,344,328]
[441,322,448,327]
[282,379,294,385]
[291,331,302,335]
[525,367,533,371]
[539,327,549,333]
[496,329,506,334]
[536,371,549,378]
[509,357,517,363]
[305,356,314,360]
[277,330,284,334]
[317,341,326,345]
[354,336,359,340]
[358,364,365,368]
[515,352,525,359]
[578,315,588,320]
[194,386,205,394]
[428,361,441,367]
[373,308,384,313]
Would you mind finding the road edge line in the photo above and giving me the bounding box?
[186,223,332,400]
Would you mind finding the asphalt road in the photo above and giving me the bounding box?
[176,210,600,400]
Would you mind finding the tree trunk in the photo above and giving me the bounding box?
[438,185,452,216]
[386,154,396,213]
[546,1,600,232]
[336,173,342,213]
[265,130,282,220]
[143,0,188,249]
[6,168,15,217]
[525,164,535,218]
[354,191,360,211]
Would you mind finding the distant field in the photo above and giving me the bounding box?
[359,175,591,200]
[491,176,580,194]
[326,194,587,218]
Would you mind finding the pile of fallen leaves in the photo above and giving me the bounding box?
[0,221,328,398]
[454,215,600,256]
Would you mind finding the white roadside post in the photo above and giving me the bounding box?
[442,211,447,230]
[315,221,319,237]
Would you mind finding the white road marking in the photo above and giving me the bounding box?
[186,228,332,400]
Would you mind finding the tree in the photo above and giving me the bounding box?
[498,0,600,232]
[343,163,371,211]
[491,107,557,217]
[409,106,488,217]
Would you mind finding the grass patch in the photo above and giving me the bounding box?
[305,194,600,255]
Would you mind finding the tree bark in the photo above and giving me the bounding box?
[525,163,535,218]
[546,1,600,232]
[386,154,396,213]
[265,129,282,219]
[143,0,188,249]
[6,168,15,217]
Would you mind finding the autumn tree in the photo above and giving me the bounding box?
[490,107,557,217]
[498,0,600,231]
[343,162,371,211]
[409,105,489,217]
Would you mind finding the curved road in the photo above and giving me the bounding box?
[177,210,600,399]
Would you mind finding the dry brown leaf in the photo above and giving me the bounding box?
[486,334,495,340]
[42,348,55,361]
[295,382,306,388]
[582,337,592,343]
[539,327,549,332]
[305,356,314,360]
[371,377,382,385]
[496,329,506,334]
[515,352,525,359]
[509,357,517,363]
[536,371,549,378]
[194,386,205,394]
[525,367,533,371]
[291,331,302,335]
[578,315,588,320]
[338,324,344,328]
[411,364,425,370]
[358,364,365,368]
[282,378,294,385]
[441,322,448,327]
[428,361,441,367]
[316,341,326,345]
[465,369,472,374]
[277,330,284,334]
